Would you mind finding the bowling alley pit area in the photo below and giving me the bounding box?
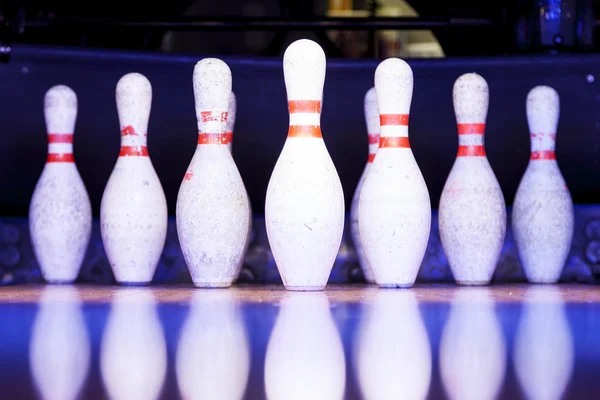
[2,1,600,399]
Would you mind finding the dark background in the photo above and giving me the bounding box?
[1,0,599,216]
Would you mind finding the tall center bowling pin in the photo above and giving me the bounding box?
[350,87,379,284]
[100,73,168,284]
[265,38,345,291]
[439,73,506,285]
[512,86,574,283]
[358,58,431,288]
[176,58,250,288]
[29,85,92,283]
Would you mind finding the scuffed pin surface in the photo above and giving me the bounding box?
[29,84,92,283]
[439,73,506,285]
[512,85,574,283]
[100,72,168,284]
[176,58,251,287]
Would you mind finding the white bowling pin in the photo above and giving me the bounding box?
[355,290,432,400]
[512,86,574,283]
[350,87,379,284]
[513,287,574,400]
[358,58,431,288]
[264,292,346,400]
[100,73,168,284]
[29,85,92,283]
[176,59,251,288]
[227,91,253,280]
[439,73,506,285]
[29,287,90,400]
[100,290,167,400]
[176,291,250,400]
[265,38,345,291]
[439,289,506,400]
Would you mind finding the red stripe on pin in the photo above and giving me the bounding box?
[226,132,233,144]
[201,111,228,123]
[47,153,74,162]
[119,146,149,156]
[198,133,228,145]
[121,125,141,136]
[531,150,556,160]
[457,123,485,135]
[368,133,380,144]
[288,100,321,114]
[288,125,322,138]
[380,114,409,126]
[379,136,410,148]
[367,153,376,163]
[457,145,486,156]
[48,134,73,143]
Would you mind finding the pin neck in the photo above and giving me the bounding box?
[197,111,228,145]
[530,132,556,159]
[456,123,486,157]
[119,125,149,157]
[46,133,74,163]
[287,100,322,138]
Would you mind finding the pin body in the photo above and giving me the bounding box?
[265,39,345,291]
[439,73,506,285]
[100,73,168,284]
[176,58,250,288]
[512,86,573,283]
[358,58,431,288]
[350,87,379,284]
[29,85,92,283]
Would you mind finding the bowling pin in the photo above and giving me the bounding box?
[176,58,250,288]
[350,87,379,284]
[512,86,574,283]
[227,91,253,279]
[439,73,506,285]
[29,85,92,283]
[358,58,431,288]
[265,39,345,291]
[100,73,168,284]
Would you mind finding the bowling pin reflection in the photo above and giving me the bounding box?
[100,290,167,400]
[176,290,250,400]
[513,287,574,400]
[264,292,346,400]
[29,287,91,400]
[355,290,432,400]
[439,288,506,400]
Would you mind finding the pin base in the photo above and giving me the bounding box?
[377,283,414,289]
[192,282,232,289]
[455,280,491,286]
[116,281,151,286]
[44,278,76,285]
[284,285,326,291]
[526,279,560,285]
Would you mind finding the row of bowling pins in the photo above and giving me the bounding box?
[353,76,573,287]
[28,37,572,291]
[29,59,251,287]
[30,287,573,400]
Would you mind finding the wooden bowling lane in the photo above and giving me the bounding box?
[0,284,599,304]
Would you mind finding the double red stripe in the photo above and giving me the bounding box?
[289,100,321,114]
[379,136,410,148]
[198,133,228,145]
[531,150,556,160]
[119,146,149,157]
